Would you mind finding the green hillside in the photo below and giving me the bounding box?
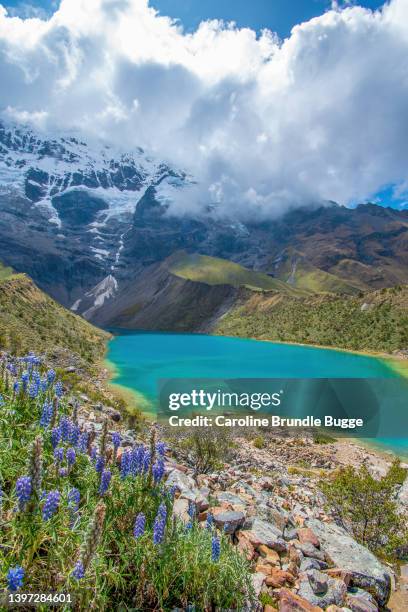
[0,273,109,365]
[168,253,303,296]
[215,285,408,354]
[0,261,13,280]
[273,249,362,295]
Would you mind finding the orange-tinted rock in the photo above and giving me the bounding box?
[279,588,323,611]
[324,569,352,586]
[259,544,281,565]
[265,568,295,588]
[298,528,320,548]
[236,531,256,561]
[255,562,272,576]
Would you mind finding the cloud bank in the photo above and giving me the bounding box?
[0,0,408,218]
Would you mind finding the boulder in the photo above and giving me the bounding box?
[298,527,320,548]
[307,569,328,595]
[244,518,287,552]
[165,469,196,493]
[298,574,347,608]
[346,588,378,612]
[279,588,323,611]
[213,510,245,534]
[306,519,392,607]
[216,491,246,506]
[265,567,295,588]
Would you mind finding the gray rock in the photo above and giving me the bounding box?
[244,518,287,552]
[298,575,347,608]
[297,541,326,562]
[284,527,298,541]
[166,469,196,494]
[346,588,378,612]
[300,558,322,572]
[214,510,245,534]
[306,518,392,607]
[307,569,328,594]
[216,491,246,506]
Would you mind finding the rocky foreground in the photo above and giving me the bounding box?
[76,395,408,612]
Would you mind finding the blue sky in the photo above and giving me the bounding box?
[5,0,385,38]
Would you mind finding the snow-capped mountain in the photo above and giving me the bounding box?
[0,121,197,314]
[1,121,407,328]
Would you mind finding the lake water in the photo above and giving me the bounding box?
[107,331,408,457]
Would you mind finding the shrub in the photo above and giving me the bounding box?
[320,460,408,559]
[0,352,254,609]
[164,425,234,474]
[253,435,265,449]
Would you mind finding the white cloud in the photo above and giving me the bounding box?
[0,0,408,218]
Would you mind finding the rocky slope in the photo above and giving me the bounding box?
[1,121,408,328]
[73,390,408,611]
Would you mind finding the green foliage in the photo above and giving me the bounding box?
[313,431,336,445]
[0,275,109,368]
[253,435,266,449]
[216,285,408,354]
[0,364,253,610]
[164,425,235,474]
[320,459,408,559]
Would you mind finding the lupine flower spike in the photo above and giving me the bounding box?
[42,490,60,521]
[6,566,24,592]
[211,536,221,562]
[133,512,146,539]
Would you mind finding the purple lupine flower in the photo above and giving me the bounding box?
[0,394,4,407]
[206,513,214,530]
[40,378,48,393]
[133,512,146,539]
[69,425,80,447]
[211,536,220,561]
[59,417,71,442]
[156,441,166,456]
[71,560,85,580]
[157,502,167,521]
[40,401,53,429]
[47,369,56,384]
[143,449,151,473]
[152,458,165,484]
[68,488,80,512]
[131,445,145,476]
[28,381,39,399]
[168,485,177,499]
[6,566,24,592]
[153,514,166,545]
[186,521,193,530]
[42,490,60,520]
[78,432,89,453]
[187,501,195,520]
[112,432,121,451]
[95,456,105,474]
[51,427,61,449]
[120,449,131,479]
[59,468,68,477]
[54,447,64,464]
[54,381,63,398]
[13,380,20,394]
[66,447,76,467]
[15,476,32,509]
[21,371,29,391]
[99,470,111,496]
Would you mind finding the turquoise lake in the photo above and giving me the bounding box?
[107,331,408,457]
